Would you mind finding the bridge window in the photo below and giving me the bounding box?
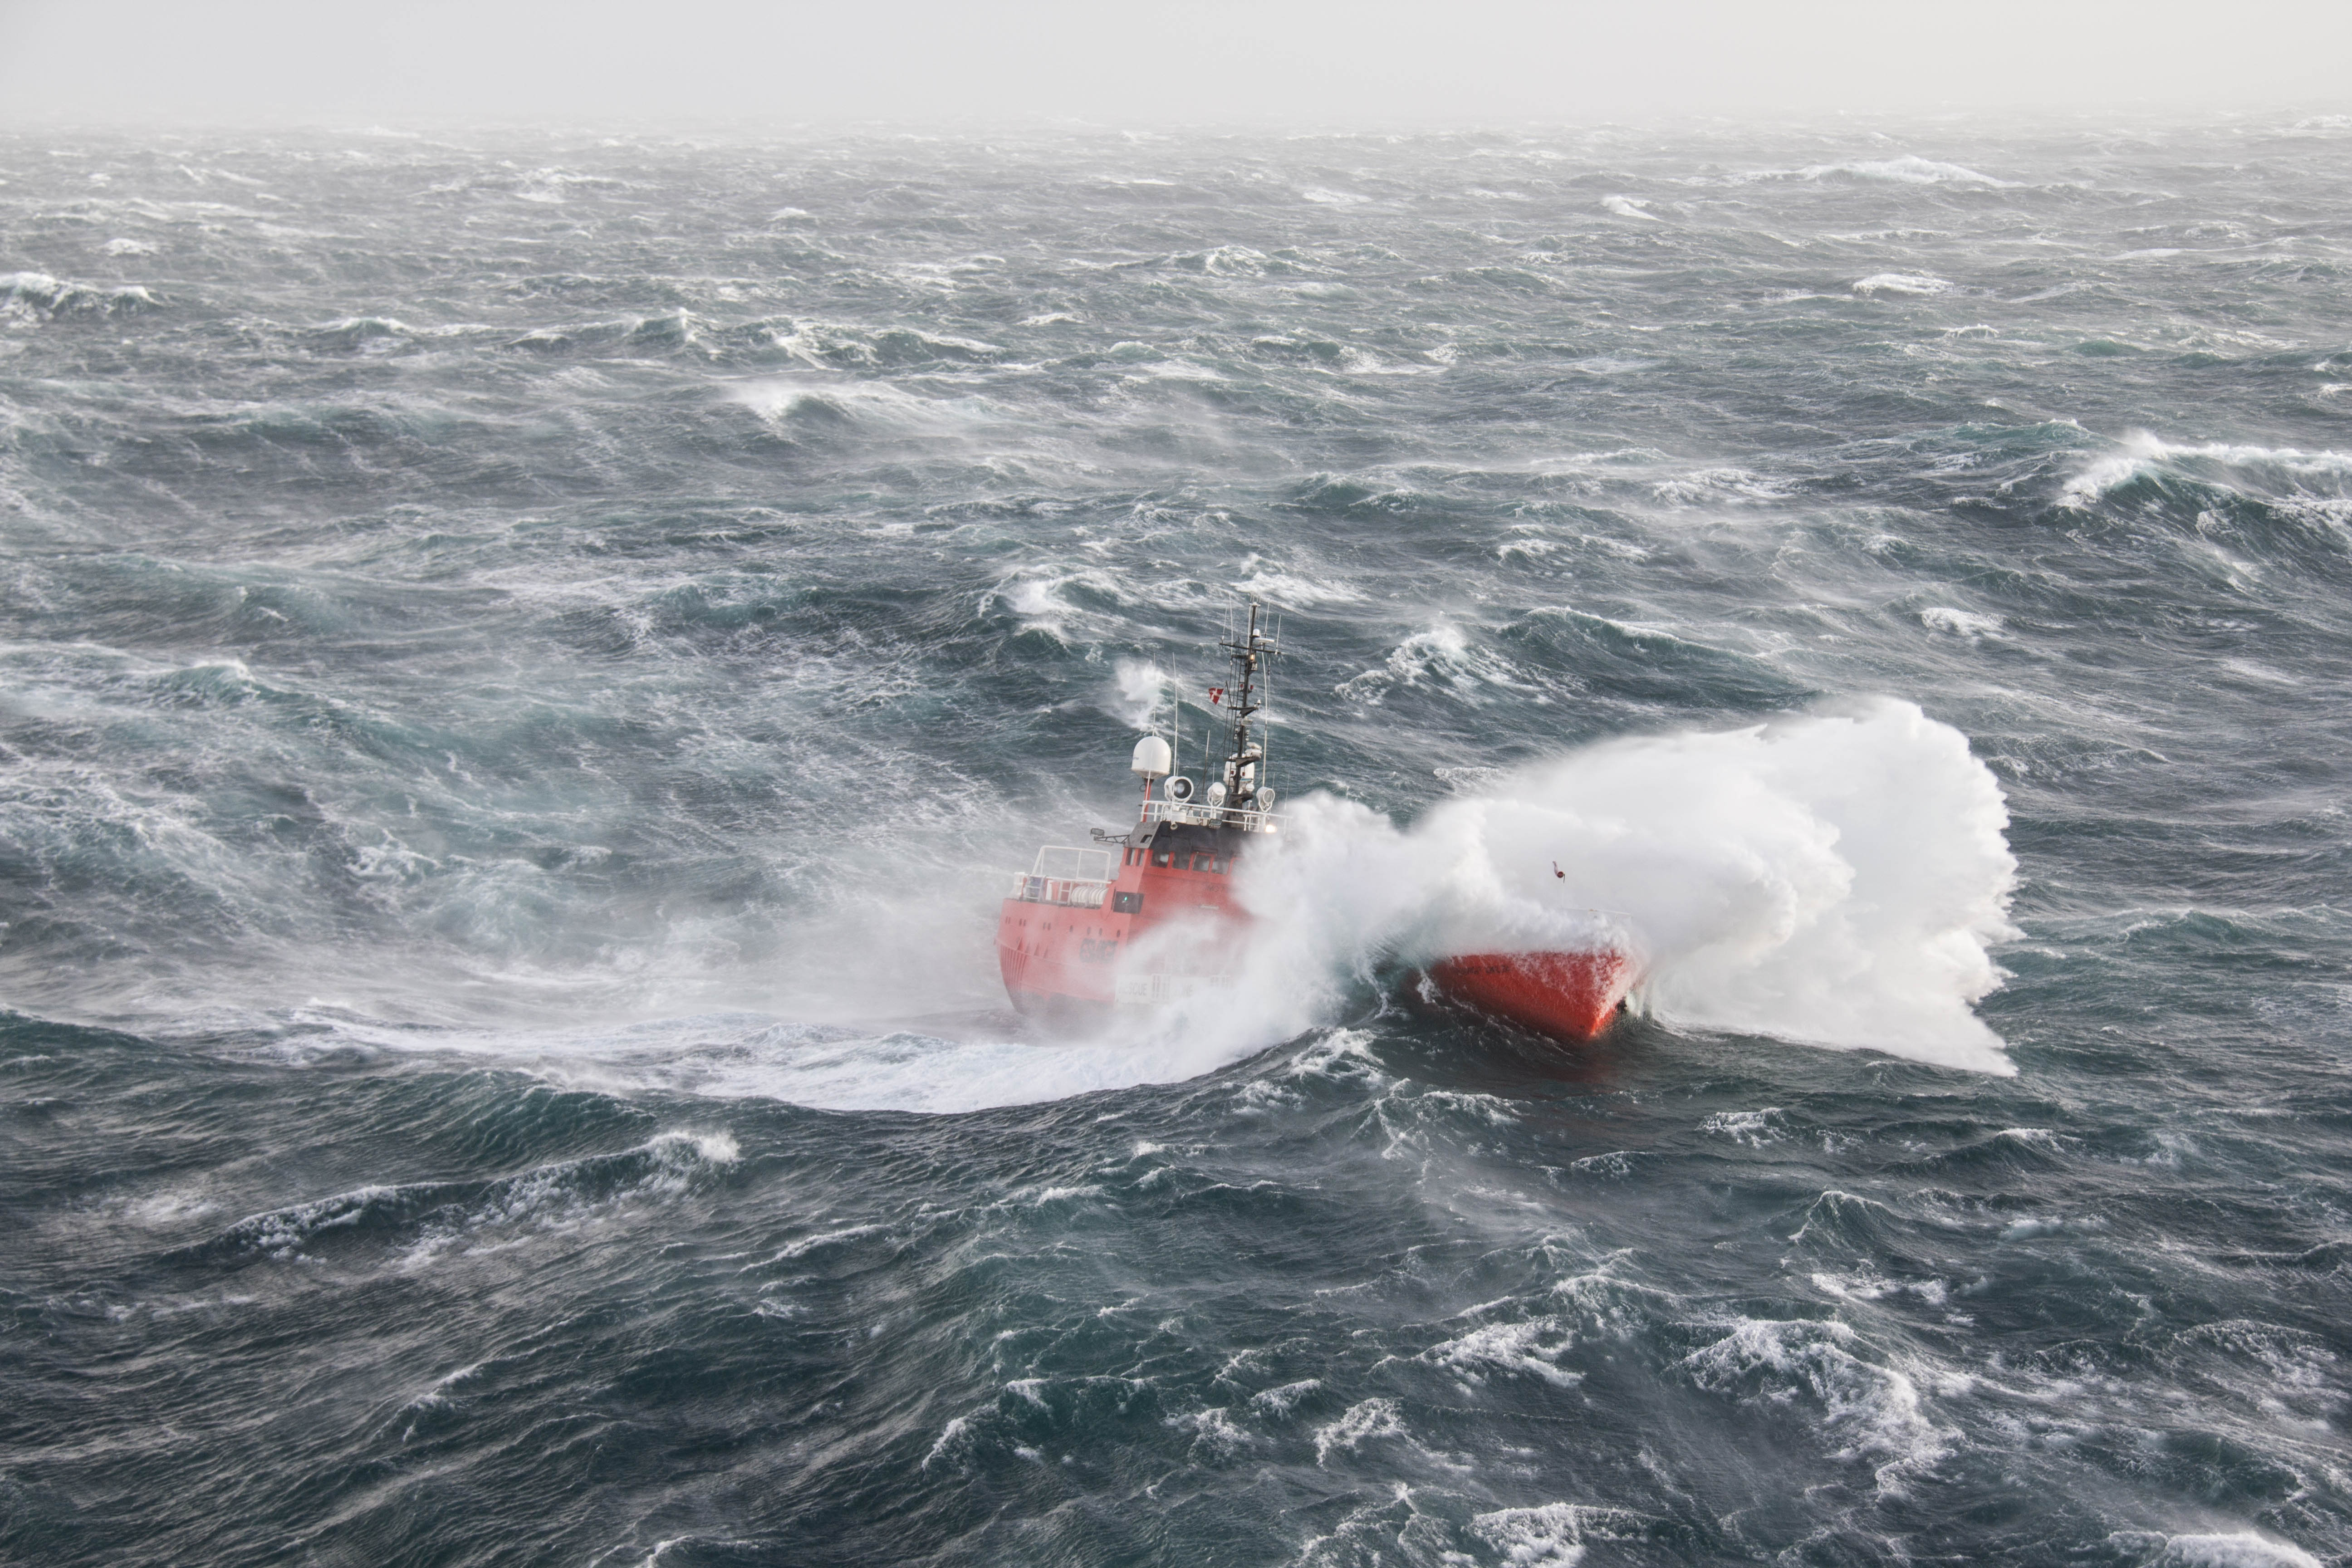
[1152,848,1173,868]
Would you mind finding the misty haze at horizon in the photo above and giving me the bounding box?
[4,0,2349,129]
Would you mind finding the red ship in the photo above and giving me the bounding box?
[995,604,1640,1044]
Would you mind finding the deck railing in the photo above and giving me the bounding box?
[1005,845,1115,907]
[1005,871,1111,908]
[1140,800,1279,833]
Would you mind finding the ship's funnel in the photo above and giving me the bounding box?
[1131,735,1173,779]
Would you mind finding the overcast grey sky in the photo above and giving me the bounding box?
[3,0,2347,129]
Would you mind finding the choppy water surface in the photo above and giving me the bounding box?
[4,120,2350,1567]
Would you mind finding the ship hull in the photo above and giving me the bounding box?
[999,946,1111,1023]
[997,900,1121,1020]
[1426,950,1637,1043]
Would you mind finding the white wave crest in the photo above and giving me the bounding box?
[1920,607,2004,639]
[1794,157,2013,187]
[1853,272,1955,297]
[2,271,159,326]
[2061,431,2352,509]
[1470,1504,1651,1568]
[1312,1396,1407,1463]
[1425,1314,1583,1387]
[1678,1317,1952,1495]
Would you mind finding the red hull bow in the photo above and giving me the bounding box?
[1426,950,1636,1043]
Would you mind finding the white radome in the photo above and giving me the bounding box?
[1130,734,1173,779]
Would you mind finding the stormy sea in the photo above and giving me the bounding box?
[3,118,2349,1567]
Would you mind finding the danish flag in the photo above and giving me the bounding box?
[1207,686,1226,706]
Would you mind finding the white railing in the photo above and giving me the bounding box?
[1006,845,1115,908]
[1004,871,1111,907]
[1032,845,1113,882]
[1140,800,1280,833]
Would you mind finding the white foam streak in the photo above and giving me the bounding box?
[353,1014,1268,1116]
[1852,272,1955,297]
[2142,1532,2325,1568]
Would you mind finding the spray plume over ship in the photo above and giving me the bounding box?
[995,605,1641,1044]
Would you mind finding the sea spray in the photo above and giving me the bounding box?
[314,700,2017,1110]
[1225,697,2018,1074]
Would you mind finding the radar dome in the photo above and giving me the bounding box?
[1130,735,1172,779]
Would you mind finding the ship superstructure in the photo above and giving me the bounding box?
[996,603,1281,1023]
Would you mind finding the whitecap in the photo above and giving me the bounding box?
[1163,1406,1258,1459]
[1425,1315,1582,1387]
[1312,1397,1406,1464]
[1470,1504,1651,1568]
[1793,156,2014,187]
[920,1415,973,1470]
[2,271,159,326]
[1853,272,1956,297]
[2059,431,2352,508]
[1920,607,2004,639]
[1702,1108,1786,1147]
[1677,1317,1951,1495]
[1649,466,1795,505]
[1249,1379,1321,1416]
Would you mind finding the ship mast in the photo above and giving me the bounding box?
[1217,601,1279,817]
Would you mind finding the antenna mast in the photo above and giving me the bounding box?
[1219,601,1277,812]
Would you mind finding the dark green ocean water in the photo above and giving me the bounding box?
[3,119,2349,1566]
